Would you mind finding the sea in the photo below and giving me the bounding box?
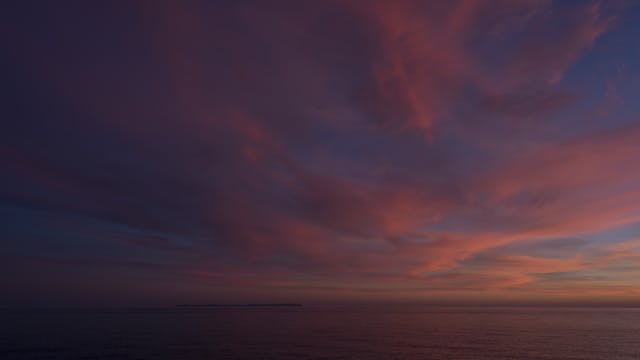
[1,306,639,359]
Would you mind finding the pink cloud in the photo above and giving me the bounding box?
[4,0,636,305]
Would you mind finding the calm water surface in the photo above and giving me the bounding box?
[1,306,639,359]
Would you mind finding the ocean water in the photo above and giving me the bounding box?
[1,306,640,359]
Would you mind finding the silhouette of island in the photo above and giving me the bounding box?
[177,303,302,307]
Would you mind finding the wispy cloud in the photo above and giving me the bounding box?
[1,0,638,305]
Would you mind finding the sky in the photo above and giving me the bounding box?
[3,0,640,307]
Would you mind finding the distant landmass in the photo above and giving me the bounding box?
[177,303,302,307]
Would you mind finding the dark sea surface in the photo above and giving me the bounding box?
[1,306,640,359]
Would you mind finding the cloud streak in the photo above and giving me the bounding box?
[2,0,639,305]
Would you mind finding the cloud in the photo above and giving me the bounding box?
[1,0,636,304]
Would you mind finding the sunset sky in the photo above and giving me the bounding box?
[3,0,640,306]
